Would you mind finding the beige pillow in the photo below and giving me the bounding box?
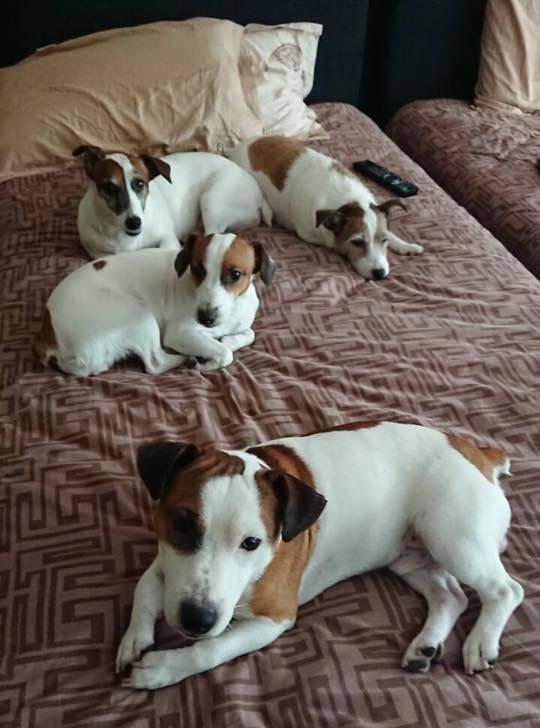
[239,22,327,139]
[0,18,263,182]
[475,0,540,114]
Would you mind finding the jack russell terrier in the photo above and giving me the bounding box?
[230,136,423,280]
[74,145,272,259]
[34,233,275,376]
[116,421,523,690]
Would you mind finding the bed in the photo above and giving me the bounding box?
[387,99,540,278]
[2,98,540,727]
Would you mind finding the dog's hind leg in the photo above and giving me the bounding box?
[131,314,186,375]
[389,549,468,672]
[386,231,423,255]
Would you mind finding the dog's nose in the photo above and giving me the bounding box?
[125,215,141,233]
[372,268,387,280]
[197,307,219,327]
[180,600,218,636]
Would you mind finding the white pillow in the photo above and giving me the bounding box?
[239,22,327,139]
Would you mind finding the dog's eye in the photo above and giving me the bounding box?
[132,178,145,193]
[240,536,261,551]
[191,264,206,280]
[351,238,366,249]
[229,269,243,282]
[102,181,117,195]
[380,238,389,247]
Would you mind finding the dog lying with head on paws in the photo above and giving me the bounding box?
[230,136,423,280]
[74,145,272,259]
[117,421,523,690]
[34,233,275,376]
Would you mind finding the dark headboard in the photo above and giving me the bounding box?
[3,0,369,107]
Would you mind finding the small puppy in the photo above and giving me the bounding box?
[230,136,423,280]
[34,233,275,375]
[74,146,272,259]
[116,421,522,690]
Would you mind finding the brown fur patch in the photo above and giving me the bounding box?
[33,308,58,365]
[90,158,125,187]
[128,155,151,183]
[447,434,507,483]
[247,444,317,622]
[93,260,107,270]
[153,449,245,547]
[249,136,304,190]
[316,420,381,434]
[221,237,256,295]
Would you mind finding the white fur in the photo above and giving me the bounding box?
[230,139,423,279]
[78,152,272,259]
[118,422,523,689]
[45,234,261,375]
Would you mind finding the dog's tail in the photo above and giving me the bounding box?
[261,197,273,228]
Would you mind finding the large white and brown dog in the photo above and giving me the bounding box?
[116,421,523,690]
[230,136,423,280]
[34,233,275,376]
[74,145,272,259]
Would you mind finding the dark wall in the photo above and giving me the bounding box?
[364,0,486,124]
[2,0,485,124]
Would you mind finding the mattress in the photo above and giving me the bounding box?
[1,103,539,727]
[387,98,540,278]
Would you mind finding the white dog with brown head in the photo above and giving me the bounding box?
[230,136,423,280]
[35,233,276,376]
[74,145,272,259]
[117,421,523,690]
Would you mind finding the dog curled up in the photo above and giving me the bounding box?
[117,421,523,690]
[34,233,276,376]
[74,145,272,259]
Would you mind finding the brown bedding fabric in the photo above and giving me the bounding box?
[387,98,540,278]
[1,103,540,727]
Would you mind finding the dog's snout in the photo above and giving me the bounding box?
[180,600,218,636]
[197,307,219,327]
[125,215,142,234]
[372,268,387,281]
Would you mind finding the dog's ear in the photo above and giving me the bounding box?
[137,441,199,500]
[262,470,327,542]
[72,144,105,178]
[315,208,346,234]
[252,242,276,285]
[140,155,172,184]
[174,235,198,278]
[372,199,407,218]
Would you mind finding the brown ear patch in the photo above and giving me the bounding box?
[316,201,366,245]
[221,237,256,295]
[248,136,304,190]
[175,233,213,281]
[447,434,507,483]
[153,448,245,549]
[246,443,321,623]
[33,308,58,366]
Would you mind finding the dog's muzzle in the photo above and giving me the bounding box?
[179,600,218,636]
[124,215,142,236]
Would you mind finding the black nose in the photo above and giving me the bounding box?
[372,268,387,280]
[180,600,218,636]
[197,307,218,327]
[125,215,141,232]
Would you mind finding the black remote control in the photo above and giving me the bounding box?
[353,160,418,197]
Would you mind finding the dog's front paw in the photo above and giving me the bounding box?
[199,348,234,371]
[121,649,194,690]
[408,243,424,255]
[116,625,154,674]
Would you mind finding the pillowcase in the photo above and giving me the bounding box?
[239,22,327,139]
[0,18,263,182]
[475,0,540,114]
